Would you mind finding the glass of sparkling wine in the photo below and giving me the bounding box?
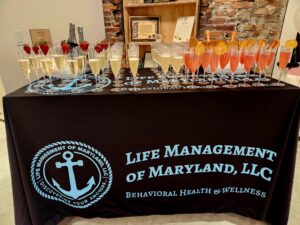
[96,50,106,84]
[128,43,140,90]
[74,50,87,86]
[88,48,101,90]
[17,50,31,85]
[40,48,54,90]
[224,48,239,88]
[53,46,67,86]
[159,45,171,88]
[271,46,292,86]
[217,47,230,85]
[170,45,183,87]
[67,49,80,92]
[28,52,40,85]
[110,44,123,92]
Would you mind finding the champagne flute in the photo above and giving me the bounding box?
[206,48,219,89]
[67,48,80,92]
[201,48,211,85]
[159,45,171,88]
[28,53,40,85]
[224,48,239,88]
[183,45,191,85]
[40,48,54,89]
[253,48,268,87]
[239,48,255,87]
[53,46,67,86]
[217,47,230,85]
[270,46,292,86]
[171,45,184,87]
[187,48,199,89]
[88,48,102,91]
[110,44,123,92]
[16,50,31,85]
[96,50,107,84]
[261,48,276,82]
[128,43,140,90]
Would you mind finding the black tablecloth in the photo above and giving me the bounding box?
[3,69,300,225]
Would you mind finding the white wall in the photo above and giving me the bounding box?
[273,0,300,81]
[0,0,105,94]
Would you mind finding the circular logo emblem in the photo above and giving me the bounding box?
[31,141,113,208]
[27,74,111,95]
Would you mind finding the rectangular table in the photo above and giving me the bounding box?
[4,69,300,225]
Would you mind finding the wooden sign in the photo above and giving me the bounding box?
[29,29,53,46]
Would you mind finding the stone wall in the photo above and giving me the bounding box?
[101,0,289,43]
[199,0,289,40]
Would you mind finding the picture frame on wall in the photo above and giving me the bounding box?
[129,16,160,42]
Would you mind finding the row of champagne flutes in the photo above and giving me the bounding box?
[17,44,111,92]
[149,42,293,89]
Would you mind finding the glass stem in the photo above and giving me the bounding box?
[211,73,214,86]
[278,71,282,83]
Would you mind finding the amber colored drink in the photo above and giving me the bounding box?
[184,52,191,71]
[279,51,291,71]
[258,52,268,72]
[230,54,239,73]
[210,52,219,74]
[243,54,254,73]
[220,52,230,70]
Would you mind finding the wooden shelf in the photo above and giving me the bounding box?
[123,0,200,67]
[125,0,196,8]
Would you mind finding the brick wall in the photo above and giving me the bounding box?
[199,0,289,40]
[101,0,289,43]
[102,0,125,44]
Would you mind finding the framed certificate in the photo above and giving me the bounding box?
[129,16,160,42]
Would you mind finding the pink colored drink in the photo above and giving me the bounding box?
[230,54,239,73]
[279,51,291,71]
[184,52,191,71]
[267,51,276,66]
[220,52,230,70]
[243,54,254,73]
[239,52,244,64]
[255,51,260,64]
[190,54,202,74]
[202,52,211,71]
[210,52,219,74]
[258,52,268,72]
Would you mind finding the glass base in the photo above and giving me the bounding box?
[223,84,237,89]
[111,87,124,92]
[205,85,219,89]
[238,83,251,88]
[261,78,271,82]
[186,85,200,89]
[270,82,285,87]
[81,78,90,83]
[243,78,253,82]
[215,80,226,85]
[252,82,265,87]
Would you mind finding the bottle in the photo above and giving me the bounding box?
[67,23,78,48]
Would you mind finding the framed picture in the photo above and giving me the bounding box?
[29,29,53,46]
[129,16,160,42]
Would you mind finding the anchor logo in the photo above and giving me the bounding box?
[52,151,96,199]
[31,141,112,208]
